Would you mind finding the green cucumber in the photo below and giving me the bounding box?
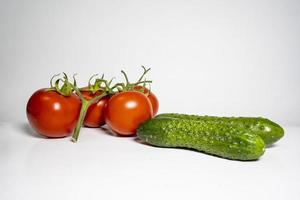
[137,117,265,161]
[156,113,284,145]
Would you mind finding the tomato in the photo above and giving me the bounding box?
[134,85,159,116]
[26,89,81,138]
[105,91,153,136]
[148,93,159,116]
[81,90,109,127]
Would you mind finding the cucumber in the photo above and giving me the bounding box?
[137,117,265,161]
[156,113,284,145]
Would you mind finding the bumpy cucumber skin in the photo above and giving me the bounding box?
[156,113,284,145]
[137,117,265,161]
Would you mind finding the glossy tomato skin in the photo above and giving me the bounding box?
[105,91,153,136]
[26,89,81,138]
[81,90,109,127]
[134,85,159,116]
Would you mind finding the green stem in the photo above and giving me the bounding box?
[71,92,107,142]
[135,80,152,85]
[71,99,91,142]
[111,83,125,91]
[136,66,151,83]
[121,70,130,86]
[50,73,60,88]
[88,74,98,87]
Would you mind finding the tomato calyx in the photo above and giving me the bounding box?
[113,66,153,95]
[47,73,75,96]
[88,74,115,94]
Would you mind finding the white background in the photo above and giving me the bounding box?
[0,0,299,125]
[1,1,300,200]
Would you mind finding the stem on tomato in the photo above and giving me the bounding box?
[71,99,90,142]
[136,66,151,84]
[88,74,99,87]
[121,70,130,86]
[71,91,107,142]
[50,73,61,88]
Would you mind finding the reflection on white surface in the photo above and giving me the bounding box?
[1,122,299,200]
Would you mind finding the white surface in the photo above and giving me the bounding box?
[0,0,300,125]
[1,1,299,198]
[1,122,299,200]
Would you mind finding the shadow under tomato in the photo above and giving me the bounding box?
[99,126,119,137]
[99,125,139,138]
[16,122,44,138]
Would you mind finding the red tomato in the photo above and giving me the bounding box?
[26,89,81,138]
[81,90,109,127]
[134,85,159,116]
[105,91,153,136]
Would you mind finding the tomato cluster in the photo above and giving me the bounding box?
[26,68,159,141]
